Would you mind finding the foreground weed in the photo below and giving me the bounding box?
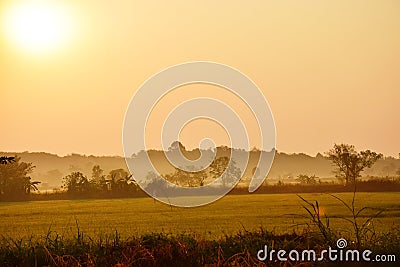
[296,194,336,245]
[298,185,385,248]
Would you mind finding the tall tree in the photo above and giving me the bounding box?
[0,156,38,199]
[107,169,134,192]
[210,157,241,187]
[23,178,41,194]
[325,144,382,184]
[167,166,208,187]
[296,174,318,184]
[91,165,104,182]
[62,172,89,193]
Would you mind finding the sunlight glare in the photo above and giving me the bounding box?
[3,1,74,54]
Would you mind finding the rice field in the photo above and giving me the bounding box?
[0,192,399,240]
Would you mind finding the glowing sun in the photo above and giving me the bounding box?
[3,2,74,54]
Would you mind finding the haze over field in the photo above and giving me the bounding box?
[1,2,400,265]
[2,150,399,189]
[1,1,399,157]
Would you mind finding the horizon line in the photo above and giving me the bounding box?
[1,147,398,159]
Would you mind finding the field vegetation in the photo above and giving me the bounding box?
[1,145,399,265]
[1,193,399,239]
[0,193,399,266]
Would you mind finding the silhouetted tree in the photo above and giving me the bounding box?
[91,165,104,182]
[24,179,41,194]
[296,174,318,184]
[165,168,185,185]
[325,144,382,184]
[87,166,108,191]
[62,172,90,193]
[166,166,208,187]
[194,168,208,186]
[0,156,38,199]
[210,157,241,187]
[107,169,135,192]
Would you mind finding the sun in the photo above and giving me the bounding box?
[3,1,73,54]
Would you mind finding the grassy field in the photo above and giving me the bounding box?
[1,192,399,240]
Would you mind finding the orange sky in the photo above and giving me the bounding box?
[1,1,399,157]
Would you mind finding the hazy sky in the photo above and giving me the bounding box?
[1,1,399,157]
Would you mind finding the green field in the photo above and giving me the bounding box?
[1,192,399,240]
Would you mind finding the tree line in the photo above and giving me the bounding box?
[61,165,139,197]
[0,144,397,201]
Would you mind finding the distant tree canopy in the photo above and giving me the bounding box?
[62,172,90,193]
[62,168,137,196]
[209,157,241,187]
[326,144,382,184]
[160,156,242,188]
[165,166,208,187]
[91,165,104,182]
[0,156,39,199]
[107,168,135,192]
[296,174,318,184]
